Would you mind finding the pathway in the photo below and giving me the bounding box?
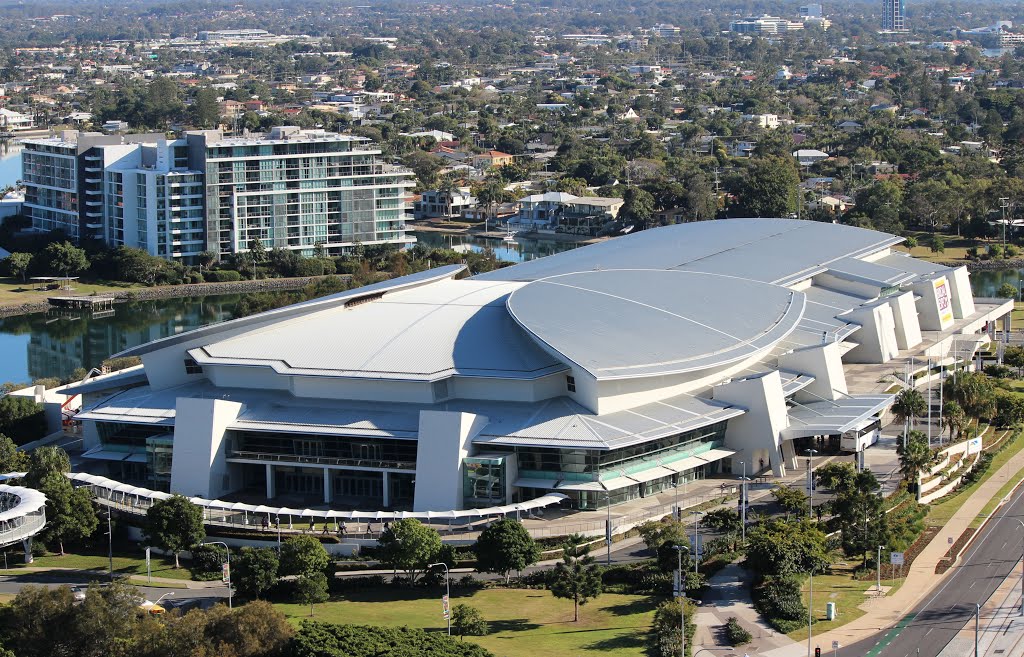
[695,562,798,655]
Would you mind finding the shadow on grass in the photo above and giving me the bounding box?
[603,596,660,616]
[487,619,542,633]
[583,633,647,651]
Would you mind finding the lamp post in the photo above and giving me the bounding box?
[738,462,751,546]
[877,545,886,595]
[106,505,113,581]
[200,541,232,608]
[808,567,814,657]
[154,591,175,605]
[674,544,688,657]
[606,490,612,566]
[690,511,703,573]
[804,449,818,520]
[428,562,451,636]
[975,602,981,657]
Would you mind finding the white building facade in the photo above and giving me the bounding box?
[67,219,1012,513]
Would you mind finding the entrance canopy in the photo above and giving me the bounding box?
[782,395,892,439]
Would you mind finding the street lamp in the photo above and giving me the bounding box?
[877,545,887,595]
[808,566,815,657]
[975,602,981,657]
[154,591,175,605]
[804,449,818,520]
[738,461,751,546]
[200,541,232,609]
[689,511,703,574]
[673,544,688,657]
[606,490,612,566]
[428,562,451,636]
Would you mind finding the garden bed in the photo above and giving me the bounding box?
[935,528,975,574]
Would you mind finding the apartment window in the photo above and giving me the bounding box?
[566,375,576,393]
[184,357,203,375]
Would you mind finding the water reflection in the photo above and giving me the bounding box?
[411,230,580,263]
[969,268,1024,298]
[0,295,242,384]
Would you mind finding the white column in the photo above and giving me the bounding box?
[323,468,333,505]
[266,464,275,499]
[382,471,390,508]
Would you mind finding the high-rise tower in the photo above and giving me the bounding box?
[881,0,906,31]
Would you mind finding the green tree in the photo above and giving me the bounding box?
[834,470,890,564]
[1006,345,1024,377]
[930,234,946,254]
[38,470,98,554]
[472,518,540,583]
[0,434,26,472]
[143,494,205,568]
[745,519,830,577]
[192,87,221,128]
[814,461,857,491]
[771,485,808,519]
[294,570,330,616]
[451,604,489,639]
[24,445,71,488]
[247,238,267,280]
[941,400,968,441]
[650,598,696,657]
[0,396,47,445]
[378,518,442,583]
[549,534,603,622]
[891,387,926,434]
[946,371,997,421]
[740,157,799,217]
[43,241,89,281]
[279,535,331,577]
[995,390,1024,426]
[997,283,1019,299]
[619,186,656,228]
[5,252,31,284]
[897,430,935,499]
[232,546,280,599]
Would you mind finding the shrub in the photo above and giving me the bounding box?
[990,244,1004,259]
[753,575,808,634]
[984,364,1013,379]
[0,396,48,445]
[725,617,752,645]
[206,269,242,282]
[190,544,229,581]
[1007,244,1020,258]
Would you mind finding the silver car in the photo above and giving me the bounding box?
[69,586,86,603]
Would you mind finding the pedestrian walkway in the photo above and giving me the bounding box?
[760,433,1024,657]
[694,562,798,655]
[0,566,223,589]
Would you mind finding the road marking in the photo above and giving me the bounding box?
[864,613,917,657]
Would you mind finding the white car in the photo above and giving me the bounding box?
[69,586,86,603]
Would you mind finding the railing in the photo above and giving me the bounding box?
[0,513,45,548]
[227,450,415,471]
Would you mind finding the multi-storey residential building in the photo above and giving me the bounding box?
[881,0,907,32]
[729,15,805,35]
[187,126,415,258]
[23,127,414,261]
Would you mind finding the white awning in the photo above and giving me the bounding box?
[783,395,893,438]
[697,448,736,463]
[627,465,675,484]
[81,448,136,462]
[597,475,639,491]
[556,480,604,492]
[662,456,706,473]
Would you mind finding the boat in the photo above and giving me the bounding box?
[502,224,517,243]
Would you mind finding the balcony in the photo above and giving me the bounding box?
[227,449,415,471]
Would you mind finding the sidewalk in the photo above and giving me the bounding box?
[695,562,798,654]
[762,434,1024,657]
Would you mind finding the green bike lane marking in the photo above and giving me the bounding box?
[864,613,917,657]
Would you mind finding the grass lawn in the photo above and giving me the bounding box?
[277,588,659,657]
[926,429,1024,527]
[0,277,138,309]
[787,573,904,641]
[0,551,195,581]
[894,232,978,263]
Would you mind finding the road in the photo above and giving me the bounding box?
[0,569,228,606]
[844,483,1024,657]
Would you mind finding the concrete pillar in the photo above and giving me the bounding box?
[22,537,32,564]
[382,471,390,508]
[266,464,275,499]
[1003,314,1012,344]
[323,468,333,505]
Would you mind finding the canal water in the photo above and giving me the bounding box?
[0,295,244,385]
[411,229,579,263]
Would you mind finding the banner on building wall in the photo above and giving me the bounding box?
[934,278,954,325]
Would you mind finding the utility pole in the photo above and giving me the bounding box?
[805,449,818,519]
[1000,197,1010,250]
[107,506,113,581]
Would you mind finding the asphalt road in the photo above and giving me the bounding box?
[0,569,227,604]
[844,484,1024,657]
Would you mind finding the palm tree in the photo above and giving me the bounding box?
[940,401,967,442]
[896,430,935,501]
[891,387,926,443]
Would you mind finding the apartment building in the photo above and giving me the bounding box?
[23,127,414,261]
[186,126,415,258]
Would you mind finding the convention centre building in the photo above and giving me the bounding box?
[67,218,1012,512]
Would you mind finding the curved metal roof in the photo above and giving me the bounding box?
[507,269,805,380]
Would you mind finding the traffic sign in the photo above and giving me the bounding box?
[832,640,840,649]
[890,551,904,566]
